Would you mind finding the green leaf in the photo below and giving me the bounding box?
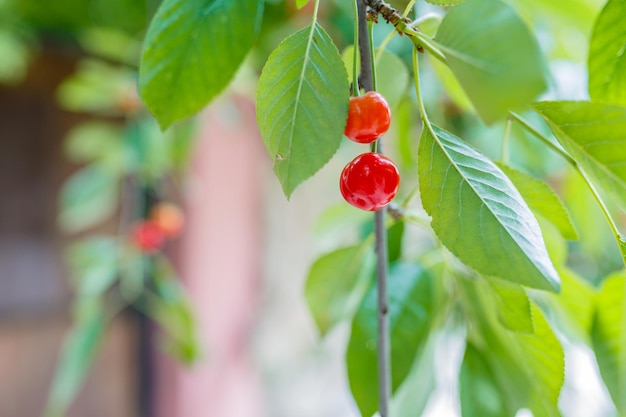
[460,343,518,417]
[418,125,560,292]
[305,244,375,336]
[433,0,548,124]
[516,305,564,416]
[58,166,119,233]
[0,28,29,84]
[532,101,626,208]
[78,28,141,66]
[487,278,534,334]
[548,267,595,342]
[57,59,135,113]
[387,221,405,263]
[461,277,564,417]
[147,257,201,364]
[64,122,123,164]
[347,262,433,417]
[430,56,473,112]
[538,217,568,267]
[499,164,578,240]
[588,0,626,106]
[390,330,438,417]
[138,0,263,129]
[125,118,179,181]
[66,237,119,296]
[306,222,402,336]
[295,0,310,9]
[44,300,106,417]
[256,23,349,198]
[591,271,626,414]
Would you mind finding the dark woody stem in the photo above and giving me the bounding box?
[357,1,392,417]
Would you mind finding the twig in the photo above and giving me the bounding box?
[357,1,392,416]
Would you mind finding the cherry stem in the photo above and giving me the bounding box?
[357,1,392,416]
[352,0,360,96]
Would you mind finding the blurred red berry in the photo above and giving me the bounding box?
[131,220,165,253]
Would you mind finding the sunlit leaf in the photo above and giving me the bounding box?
[418,125,560,291]
[138,0,264,129]
[433,0,548,124]
[499,164,578,240]
[295,0,310,8]
[547,266,595,342]
[517,305,564,416]
[591,271,626,414]
[532,101,626,209]
[487,278,534,333]
[347,262,433,417]
[588,0,626,106]
[460,278,564,417]
[256,23,349,198]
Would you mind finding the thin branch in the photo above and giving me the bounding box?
[357,0,373,92]
[357,1,391,416]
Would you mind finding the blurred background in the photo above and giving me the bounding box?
[0,0,621,416]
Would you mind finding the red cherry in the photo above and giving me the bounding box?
[344,91,391,144]
[131,220,166,253]
[340,152,400,211]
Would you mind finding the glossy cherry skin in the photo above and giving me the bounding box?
[131,220,166,253]
[340,152,400,211]
[344,91,391,144]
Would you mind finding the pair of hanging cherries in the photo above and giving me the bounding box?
[340,91,400,211]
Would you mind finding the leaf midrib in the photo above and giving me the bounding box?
[281,22,319,188]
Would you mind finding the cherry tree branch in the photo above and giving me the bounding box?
[357,1,392,416]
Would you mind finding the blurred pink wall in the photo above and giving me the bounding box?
[156,95,265,417]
